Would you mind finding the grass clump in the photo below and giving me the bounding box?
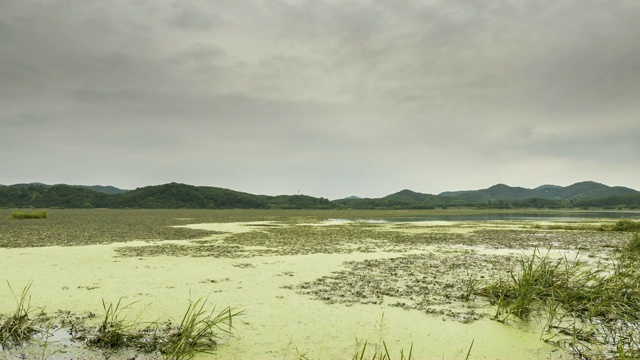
[352,340,413,360]
[161,298,242,360]
[621,232,640,258]
[85,299,141,349]
[610,219,640,232]
[478,240,640,359]
[9,211,48,219]
[80,297,242,359]
[0,282,39,349]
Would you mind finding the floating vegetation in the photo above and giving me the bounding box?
[3,209,640,358]
[0,209,220,247]
[289,251,518,322]
[529,218,640,233]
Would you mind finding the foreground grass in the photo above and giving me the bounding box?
[0,282,39,349]
[0,283,242,359]
[477,233,640,359]
[160,299,243,360]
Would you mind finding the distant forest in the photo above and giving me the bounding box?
[0,181,639,210]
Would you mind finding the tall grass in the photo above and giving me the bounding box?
[1,288,243,358]
[479,235,640,358]
[85,299,142,349]
[610,219,640,232]
[0,281,38,349]
[352,340,413,360]
[160,298,243,360]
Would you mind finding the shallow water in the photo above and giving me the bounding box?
[330,210,640,222]
[0,219,591,359]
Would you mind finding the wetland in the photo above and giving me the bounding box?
[0,209,638,359]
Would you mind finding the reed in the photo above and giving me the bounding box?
[479,237,640,358]
[352,340,413,360]
[85,299,141,349]
[0,281,38,349]
[160,298,243,360]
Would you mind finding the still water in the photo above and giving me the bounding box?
[331,211,640,223]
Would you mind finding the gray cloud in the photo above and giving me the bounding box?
[1,0,639,198]
[165,1,222,31]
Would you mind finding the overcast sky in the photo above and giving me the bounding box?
[2,0,639,199]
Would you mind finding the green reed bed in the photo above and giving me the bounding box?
[478,233,640,359]
[9,211,48,219]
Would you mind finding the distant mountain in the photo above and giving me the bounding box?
[342,195,362,200]
[6,183,128,194]
[0,182,334,209]
[383,189,441,203]
[559,181,638,199]
[74,185,128,195]
[439,181,638,202]
[0,184,109,208]
[0,180,638,209]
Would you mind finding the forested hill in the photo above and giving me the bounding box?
[0,183,334,209]
[0,181,639,209]
[8,183,128,194]
[439,181,638,201]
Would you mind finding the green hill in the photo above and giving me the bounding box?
[0,182,334,209]
[439,181,638,202]
[107,183,267,209]
[75,185,128,195]
[383,189,440,203]
[0,181,638,210]
[0,184,109,208]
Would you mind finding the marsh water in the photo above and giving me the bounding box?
[1,209,636,359]
[334,210,640,223]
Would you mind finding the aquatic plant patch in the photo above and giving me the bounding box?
[289,250,520,323]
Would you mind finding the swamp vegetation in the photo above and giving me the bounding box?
[1,209,639,359]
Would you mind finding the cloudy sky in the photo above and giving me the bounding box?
[2,0,639,199]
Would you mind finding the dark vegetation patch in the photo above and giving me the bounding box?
[0,209,450,248]
[531,219,640,232]
[288,251,519,323]
[116,224,472,258]
[9,211,48,219]
[115,219,630,259]
[0,209,231,247]
[467,229,628,252]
